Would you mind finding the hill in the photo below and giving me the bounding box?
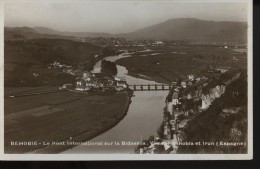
[117,18,247,42]
[34,27,112,38]
[4,38,114,87]
[5,18,247,42]
[4,27,77,40]
[178,72,247,153]
[5,26,113,41]
[5,38,103,65]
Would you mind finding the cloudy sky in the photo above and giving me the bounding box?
[4,0,248,34]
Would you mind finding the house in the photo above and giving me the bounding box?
[181,81,186,88]
[195,77,201,82]
[32,72,39,77]
[60,84,73,90]
[187,81,193,86]
[116,80,127,88]
[172,92,179,105]
[76,80,84,86]
[220,107,242,118]
[216,66,229,73]
[83,71,92,79]
[188,74,194,81]
[96,78,110,87]
[76,80,85,91]
[114,76,126,81]
[63,68,75,75]
[178,119,189,129]
[75,80,92,91]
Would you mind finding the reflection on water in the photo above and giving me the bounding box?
[63,91,167,154]
[63,53,167,154]
[92,53,160,85]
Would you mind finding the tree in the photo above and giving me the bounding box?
[177,78,182,86]
[101,60,117,75]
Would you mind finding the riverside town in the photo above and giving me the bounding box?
[4,0,250,157]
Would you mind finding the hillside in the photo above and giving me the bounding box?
[4,27,76,40]
[178,72,248,154]
[5,38,103,65]
[4,38,110,86]
[117,18,247,42]
[34,27,112,38]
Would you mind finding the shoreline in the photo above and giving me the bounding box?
[27,90,133,154]
[126,70,171,84]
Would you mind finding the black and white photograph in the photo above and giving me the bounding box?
[0,0,253,160]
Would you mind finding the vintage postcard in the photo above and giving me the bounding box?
[0,0,253,160]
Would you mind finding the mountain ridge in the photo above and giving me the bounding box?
[116,18,247,42]
[5,18,247,42]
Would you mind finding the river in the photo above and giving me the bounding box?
[63,53,168,154]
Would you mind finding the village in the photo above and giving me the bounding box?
[50,56,243,155]
[52,60,128,93]
[135,66,242,154]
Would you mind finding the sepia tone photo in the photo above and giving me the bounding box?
[1,0,252,160]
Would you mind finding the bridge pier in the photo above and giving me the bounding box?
[155,84,157,91]
[148,84,150,91]
[140,84,143,91]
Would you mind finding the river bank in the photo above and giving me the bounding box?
[5,86,133,154]
[115,46,247,84]
[62,90,168,154]
[61,51,170,154]
[32,90,133,154]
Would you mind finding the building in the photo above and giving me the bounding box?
[172,92,179,105]
[60,84,73,90]
[166,90,180,115]
[116,80,127,88]
[188,74,194,81]
[75,80,96,91]
[181,81,186,88]
[83,71,92,78]
[76,80,85,91]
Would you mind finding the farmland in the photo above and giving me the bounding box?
[116,46,247,83]
[5,87,130,153]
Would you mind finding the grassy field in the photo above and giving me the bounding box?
[116,46,247,83]
[5,87,130,153]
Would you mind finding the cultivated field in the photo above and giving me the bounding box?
[5,87,130,153]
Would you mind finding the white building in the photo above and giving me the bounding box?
[181,81,187,88]
[172,92,179,105]
[166,91,179,115]
[188,74,194,81]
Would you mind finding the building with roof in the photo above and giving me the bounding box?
[172,92,179,105]
[166,90,181,115]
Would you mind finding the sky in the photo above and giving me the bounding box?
[4,0,248,34]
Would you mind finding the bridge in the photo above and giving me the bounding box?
[127,84,173,91]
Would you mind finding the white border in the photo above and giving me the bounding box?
[0,0,253,161]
